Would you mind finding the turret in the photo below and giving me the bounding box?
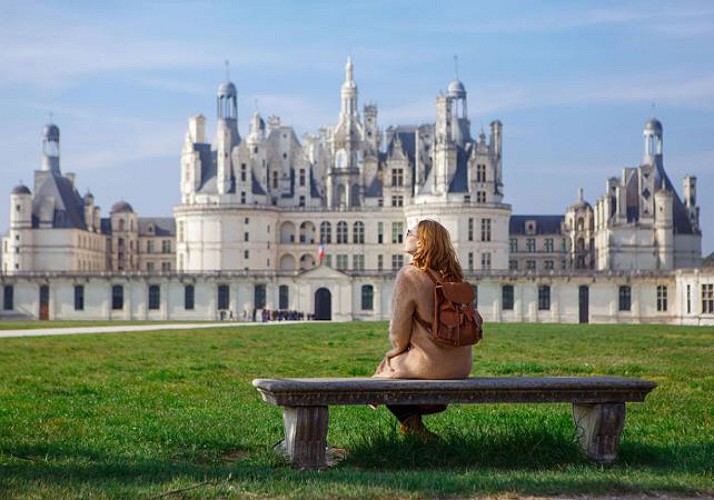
[10,184,32,230]
[643,118,664,185]
[41,123,61,173]
[654,189,674,269]
[683,175,699,231]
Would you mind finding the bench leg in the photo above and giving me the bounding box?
[572,402,626,464]
[281,406,329,469]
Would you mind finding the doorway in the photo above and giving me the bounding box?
[578,285,589,324]
[314,287,332,320]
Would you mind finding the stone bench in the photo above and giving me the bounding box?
[252,376,657,469]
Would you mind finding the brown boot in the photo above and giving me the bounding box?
[399,414,439,443]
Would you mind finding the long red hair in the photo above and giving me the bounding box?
[410,219,464,281]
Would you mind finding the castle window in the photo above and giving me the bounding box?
[702,284,714,314]
[545,239,554,253]
[241,192,246,204]
[3,285,14,310]
[336,254,348,270]
[353,254,364,270]
[361,285,374,310]
[254,284,266,309]
[111,285,124,310]
[468,252,474,271]
[538,285,551,310]
[377,198,383,207]
[147,240,154,253]
[148,285,160,310]
[391,195,403,207]
[299,196,305,207]
[509,238,518,253]
[476,164,487,182]
[391,254,404,270]
[279,285,289,310]
[526,260,536,270]
[336,221,348,244]
[147,262,155,272]
[391,222,404,244]
[544,260,554,270]
[477,191,486,203]
[377,255,383,271]
[619,286,631,311]
[468,218,474,241]
[526,238,536,253]
[480,218,492,242]
[353,221,365,244]
[74,285,84,311]
[481,252,491,270]
[320,221,332,244]
[244,232,249,242]
[299,169,306,187]
[377,222,384,244]
[217,284,230,310]
[241,164,247,182]
[391,168,404,187]
[502,285,514,310]
[162,262,171,272]
[657,285,668,312]
[184,285,195,310]
[272,171,278,189]
[509,260,518,270]
[162,240,172,254]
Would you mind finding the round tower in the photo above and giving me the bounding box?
[653,189,674,270]
[10,184,32,229]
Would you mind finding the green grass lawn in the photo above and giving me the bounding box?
[0,322,712,499]
[0,320,213,330]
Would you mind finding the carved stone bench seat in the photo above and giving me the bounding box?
[252,376,657,469]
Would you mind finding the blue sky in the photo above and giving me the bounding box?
[1,0,713,254]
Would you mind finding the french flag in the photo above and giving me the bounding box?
[318,242,326,261]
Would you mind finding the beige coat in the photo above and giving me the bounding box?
[374,265,473,379]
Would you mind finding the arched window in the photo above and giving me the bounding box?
[336,221,348,244]
[353,221,364,244]
[361,285,374,310]
[320,221,332,244]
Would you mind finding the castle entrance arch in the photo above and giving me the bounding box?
[314,287,332,321]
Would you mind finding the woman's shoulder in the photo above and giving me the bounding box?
[397,264,429,282]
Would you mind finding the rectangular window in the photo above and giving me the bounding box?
[619,286,632,312]
[502,285,514,310]
[148,285,160,310]
[526,260,536,270]
[279,285,289,310]
[538,285,551,310]
[561,238,567,252]
[392,254,404,270]
[527,238,536,253]
[299,195,305,207]
[464,195,470,203]
[391,195,404,207]
[392,222,404,244]
[702,284,714,314]
[481,252,491,270]
[686,284,691,314]
[377,255,383,271]
[391,168,404,187]
[74,285,84,311]
[244,232,249,242]
[480,218,491,242]
[477,191,486,203]
[544,260,554,270]
[545,238,554,253]
[244,250,249,259]
[656,285,668,312]
[468,218,474,241]
[361,285,374,310]
[336,254,348,270]
[161,262,171,272]
[217,284,230,310]
[468,252,474,271]
[509,238,518,253]
[254,284,266,309]
[162,240,172,253]
[241,192,246,204]
[377,222,384,244]
[3,285,13,310]
[147,262,155,272]
[509,259,518,270]
[184,284,195,310]
[147,240,154,253]
[476,164,486,182]
[353,254,364,270]
[111,285,124,310]
[241,164,247,182]
[324,255,332,268]
[299,169,306,187]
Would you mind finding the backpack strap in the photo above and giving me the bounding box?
[413,268,441,332]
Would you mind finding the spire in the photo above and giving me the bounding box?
[345,56,353,83]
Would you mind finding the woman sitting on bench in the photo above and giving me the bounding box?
[373,219,474,441]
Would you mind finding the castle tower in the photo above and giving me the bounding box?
[215,80,241,194]
[446,79,470,147]
[643,118,664,187]
[41,123,61,173]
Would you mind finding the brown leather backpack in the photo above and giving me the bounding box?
[414,269,484,346]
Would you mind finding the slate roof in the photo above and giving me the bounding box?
[509,215,564,235]
[448,145,471,193]
[138,217,176,237]
[32,172,86,230]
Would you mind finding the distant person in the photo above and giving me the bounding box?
[374,219,474,441]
